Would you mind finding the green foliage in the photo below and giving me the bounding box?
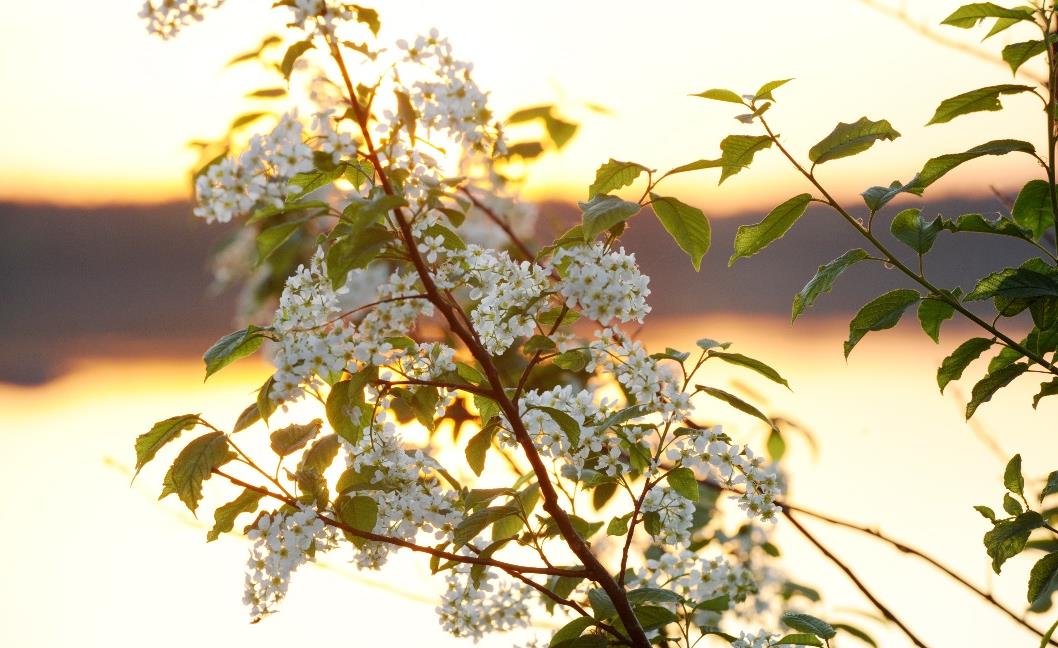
[1003,39,1048,74]
[908,139,1035,192]
[730,194,812,265]
[983,511,1043,573]
[203,326,270,379]
[938,337,993,392]
[691,88,744,104]
[706,350,790,388]
[134,414,199,479]
[1005,454,1025,497]
[578,194,641,241]
[791,249,870,321]
[1029,553,1058,603]
[335,494,379,542]
[808,117,900,165]
[694,385,777,431]
[941,3,1033,28]
[1013,180,1056,241]
[666,467,700,502]
[917,289,959,343]
[207,488,264,542]
[160,432,236,514]
[465,420,498,476]
[588,159,647,199]
[281,39,314,79]
[890,208,942,254]
[715,135,772,183]
[843,289,920,357]
[967,364,1029,418]
[927,84,1033,125]
[269,419,322,456]
[781,611,836,639]
[649,194,711,271]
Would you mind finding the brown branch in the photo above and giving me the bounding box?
[326,39,652,647]
[212,468,585,577]
[783,509,931,648]
[459,186,535,261]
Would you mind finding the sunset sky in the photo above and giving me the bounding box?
[0,0,1049,212]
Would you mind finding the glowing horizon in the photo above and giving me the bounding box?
[0,1,1049,213]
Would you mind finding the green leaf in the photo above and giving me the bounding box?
[326,225,394,288]
[729,193,812,265]
[767,428,786,460]
[691,88,744,104]
[861,179,916,213]
[160,432,235,514]
[975,505,998,521]
[326,372,372,444]
[269,419,322,456]
[588,159,647,199]
[230,111,269,130]
[909,139,1036,193]
[942,3,1033,28]
[335,494,378,539]
[695,385,777,431]
[707,351,790,388]
[716,135,772,183]
[775,634,823,646]
[633,605,678,631]
[985,16,1024,39]
[890,208,943,253]
[966,267,1058,301]
[523,335,557,355]
[255,220,301,264]
[781,612,836,639]
[693,594,731,612]
[207,488,264,542]
[792,249,871,320]
[606,513,631,536]
[1013,179,1055,241]
[550,618,595,646]
[544,114,578,149]
[1030,553,1058,603]
[532,406,581,446]
[465,421,498,476]
[667,467,700,501]
[844,289,921,357]
[394,89,417,142]
[203,326,268,380]
[454,505,519,546]
[917,290,959,343]
[984,511,1044,573]
[808,117,900,165]
[281,39,315,79]
[1043,471,1058,500]
[833,623,877,647]
[927,84,1034,125]
[554,349,591,372]
[1004,492,1025,515]
[966,364,1029,418]
[258,375,277,424]
[134,414,199,479]
[938,337,994,392]
[578,194,641,241]
[755,78,793,101]
[1003,39,1047,74]
[299,433,341,475]
[232,402,261,433]
[627,587,681,605]
[663,159,723,178]
[1034,378,1058,409]
[649,193,711,271]
[942,212,1033,240]
[246,87,287,98]
[587,589,617,620]
[1005,453,1026,496]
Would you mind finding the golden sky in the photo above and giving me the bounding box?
[0,0,1048,212]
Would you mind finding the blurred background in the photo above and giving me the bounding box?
[2,1,1056,646]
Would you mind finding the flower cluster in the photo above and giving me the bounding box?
[438,245,551,355]
[632,549,758,609]
[139,0,223,39]
[436,561,534,641]
[590,329,692,423]
[642,487,697,545]
[554,243,651,324]
[243,505,338,621]
[194,113,314,223]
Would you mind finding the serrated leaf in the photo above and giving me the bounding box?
[808,117,900,165]
[861,179,916,213]
[967,364,1029,418]
[781,612,836,639]
[1004,492,1025,515]
[707,350,790,388]
[984,511,1043,573]
[203,326,268,380]
[730,193,812,265]
[207,488,264,542]
[281,39,314,79]
[755,78,793,101]
[942,3,1033,28]
[1042,471,1058,500]
[716,135,772,182]
[160,432,235,514]
[966,267,1058,301]
[335,494,378,538]
[942,212,1033,240]
[938,337,993,392]
[634,605,678,631]
[588,159,646,199]
[269,419,322,456]
[1003,39,1047,74]
[606,513,631,536]
[554,348,591,372]
[909,139,1036,193]
[792,249,870,320]
[844,289,921,357]
[1034,379,1058,409]
[1030,553,1058,603]
[695,385,777,431]
[917,290,959,343]
[890,208,943,253]
[454,505,519,546]
[578,194,641,241]
[667,467,700,501]
[465,421,498,476]
[927,84,1033,125]
[255,220,301,264]
[691,88,744,104]
[1005,453,1025,496]
[649,193,711,271]
[326,224,394,288]
[134,414,200,479]
[663,158,723,177]
[299,434,341,475]
[1012,179,1055,241]
[587,589,617,620]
